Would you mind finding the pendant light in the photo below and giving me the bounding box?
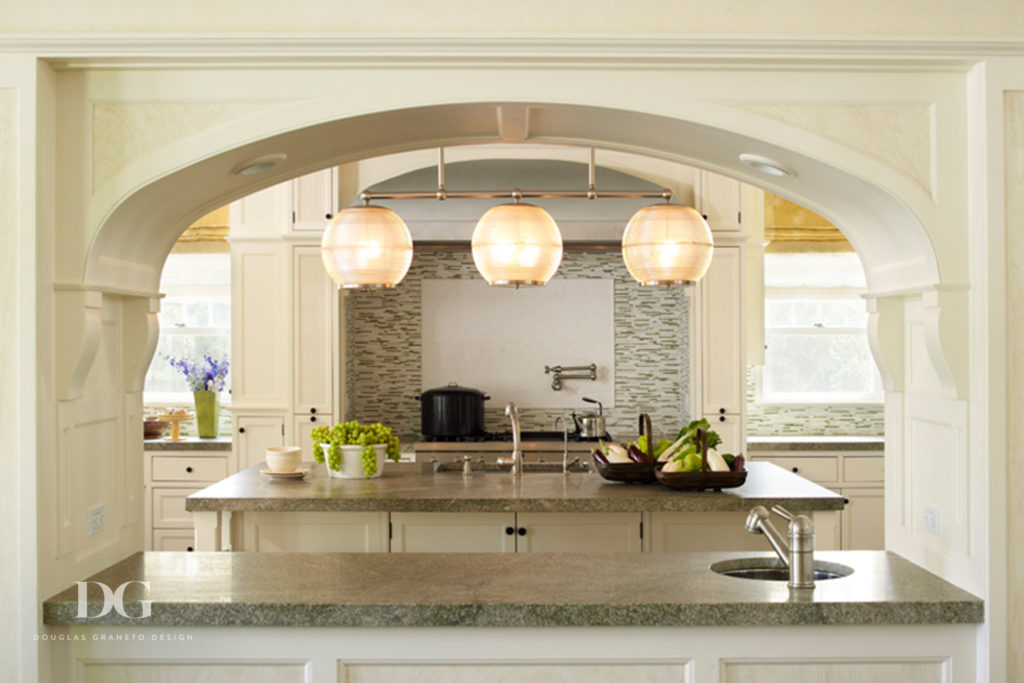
[470,197,563,287]
[621,203,714,286]
[320,205,413,289]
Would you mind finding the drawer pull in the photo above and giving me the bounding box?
[187,546,194,552]
[719,408,726,414]
[719,416,726,422]
[517,527,527,536]
[238,427,246,434]
[310,416,317,423]
[505,526,514,535]
[310,407,317,414]
[186,466,193,473]
[791,467,799,473]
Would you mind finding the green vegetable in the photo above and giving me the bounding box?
[675,418,722,451]
[629,434,675,458]
[311,420,401,477]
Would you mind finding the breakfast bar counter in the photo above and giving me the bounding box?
[186,461,843,514]
[39,550,982,681]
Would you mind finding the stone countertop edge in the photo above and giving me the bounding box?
[42,550,983,628]
[145,438,232,451]
[184,462,845,513]
[747,436,884,452]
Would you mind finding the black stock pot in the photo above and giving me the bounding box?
[416,383,490,437]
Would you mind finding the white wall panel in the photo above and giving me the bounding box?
[421,278,615,409]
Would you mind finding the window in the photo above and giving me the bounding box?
[759,252,882,404]
[143,253,231,404]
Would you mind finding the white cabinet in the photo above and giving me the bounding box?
[838,487,885,550]
[144,450,230,552]
[696,169,743,232]
[390,512,642,553]
[753,450,884,550]
[236,415,285,470]
[390,512,515,553]
[696,170,743,232]
[648,511,782,553]
[698,244,744,454]
[230,241,290,410]
[243,511,388,552]
[292,245,339,439]
[291,168,337,232]
[516,512,642,553]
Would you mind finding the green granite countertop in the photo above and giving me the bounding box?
[144,437,232,451]
[185,461,844,513]
[747,436,884,452]
[42,550,982,627]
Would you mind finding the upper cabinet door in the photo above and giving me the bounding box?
[291,168,337,232]
[231,243,290,410]
[695,170,743,232]
[292,245,337,415]
[699,246,743,415]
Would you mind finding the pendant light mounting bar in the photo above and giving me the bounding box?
[358,147,673,205]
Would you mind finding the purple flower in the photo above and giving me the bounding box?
[165,354,230,393]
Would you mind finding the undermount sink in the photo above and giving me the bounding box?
[710,558,854,582]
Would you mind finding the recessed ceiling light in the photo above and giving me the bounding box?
[739,153,795,179]
[231,153,288,177]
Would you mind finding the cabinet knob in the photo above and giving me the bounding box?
[517,527,527,536]
[791,467,799,473]
[187,546,194,552]
[310,408,317,415]
[844,498,850,505]
[185,466,193,473]
[325,212,333,220]
[505,526,514,535]
[719,416,726,422]
[719,408,726,414]
[238,427,246,434]
[310,416,317,423]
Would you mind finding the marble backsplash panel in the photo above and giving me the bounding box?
[344,250,690,440]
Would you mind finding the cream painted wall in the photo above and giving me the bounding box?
[0,0,1022,35]
[1003,90,1024,682]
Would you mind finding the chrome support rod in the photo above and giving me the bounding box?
[360,188,673,201]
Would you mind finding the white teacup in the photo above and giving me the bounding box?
[265,446,302,473]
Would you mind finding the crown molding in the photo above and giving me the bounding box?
[1,33,1023,71]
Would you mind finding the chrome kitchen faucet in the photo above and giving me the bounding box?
[744,504,816,589]
[505,402,523,478]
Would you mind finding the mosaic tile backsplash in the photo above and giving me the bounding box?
[344,250,691,440]
[744,366,884,436]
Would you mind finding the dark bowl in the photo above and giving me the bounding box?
[143,420,169,439]
[591,451,656,484]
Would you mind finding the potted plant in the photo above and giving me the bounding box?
[311,420,401,478]
[165,353,229,438]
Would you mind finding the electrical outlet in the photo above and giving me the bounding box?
[87,505,105,537]
[922,504,940,535]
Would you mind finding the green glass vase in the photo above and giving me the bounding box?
[193,390,220,438]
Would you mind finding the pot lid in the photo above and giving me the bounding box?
[420,382,487,396]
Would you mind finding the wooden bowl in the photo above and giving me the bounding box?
[143,420,169,439]
[655,467,747,491]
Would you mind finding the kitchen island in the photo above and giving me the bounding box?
[42,550,981,681]
[185,461,845,553]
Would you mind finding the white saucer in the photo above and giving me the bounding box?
[260,467,310,480]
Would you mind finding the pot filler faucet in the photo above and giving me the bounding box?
[505,402,523,478]
[745,505,816,589]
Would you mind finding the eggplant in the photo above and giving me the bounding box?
[730,454,745,472]
[627,444,649,464]
[592,448,610,466]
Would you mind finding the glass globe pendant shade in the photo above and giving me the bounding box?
[471,202,563,287]
[320,205,413,290]
[621,204,714,286]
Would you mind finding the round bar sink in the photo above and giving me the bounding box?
[710,558,854,581]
